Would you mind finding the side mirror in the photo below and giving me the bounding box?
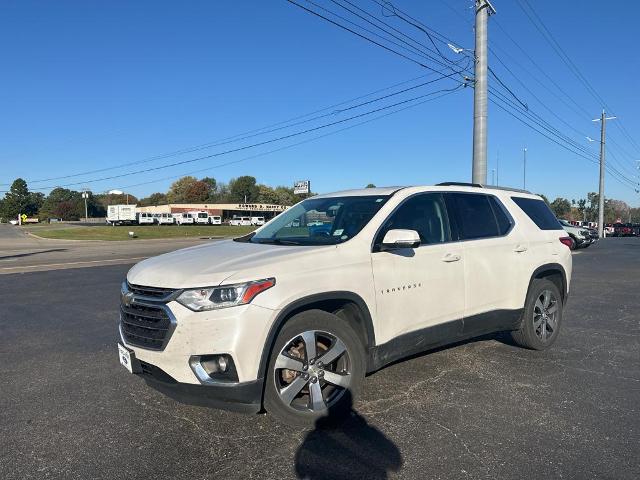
[381,229,420,249]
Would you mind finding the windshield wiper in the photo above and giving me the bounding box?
[252,238,303,246]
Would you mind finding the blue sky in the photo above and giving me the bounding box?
[1,0,639,206]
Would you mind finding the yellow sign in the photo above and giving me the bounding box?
[21,214,27,221]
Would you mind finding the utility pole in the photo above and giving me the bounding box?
[593,110,616,238]
[82,191,89,221]
[472,0,496,185]
[496,149,499,186]
[523,147,527,189]
[491,169,496,185]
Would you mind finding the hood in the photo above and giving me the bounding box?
[126,239,329,288]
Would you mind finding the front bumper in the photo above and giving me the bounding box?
[120,301,278,384]
[130,356,263,413]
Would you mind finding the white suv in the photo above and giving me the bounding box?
[118,184,572,425]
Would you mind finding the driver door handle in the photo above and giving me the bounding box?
[442,253,461,263]
[514,244,528,253]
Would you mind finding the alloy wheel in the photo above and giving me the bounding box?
[533,289,559,342]
[273,330,351,412]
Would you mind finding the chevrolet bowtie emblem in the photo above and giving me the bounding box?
[123,292,135,307]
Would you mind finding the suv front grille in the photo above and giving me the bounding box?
[120,302,172,350]
[127,282,175,300]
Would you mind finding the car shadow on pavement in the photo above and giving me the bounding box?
[294,391,402,480]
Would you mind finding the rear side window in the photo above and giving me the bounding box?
[488,196,513,235]
[512,197,563,230]
[449,193,500,240]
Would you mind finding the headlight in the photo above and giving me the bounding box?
[176,278,275,311]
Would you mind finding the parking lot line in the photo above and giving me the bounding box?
[0,256,147,273]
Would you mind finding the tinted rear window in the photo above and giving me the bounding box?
[512,197,563,230]
[450,193,500,240]
[488,196,513,235]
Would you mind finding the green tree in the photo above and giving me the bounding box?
[365,183,376,188]
[586,192,599,221]
[40,187,83,220]
[256,184,279,204]
[577,199,587,221]
[228,176,259,203]
[201,177,218,201]
[1,178,39,220]
[184,180,210,202]
[550,197,571,218]
[167,176,199,203]
[138,192,168,206]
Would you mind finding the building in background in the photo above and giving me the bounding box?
[135,203,288,221]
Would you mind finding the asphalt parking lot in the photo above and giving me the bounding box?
[1,238,638,479]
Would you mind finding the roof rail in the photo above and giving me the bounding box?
[482,185,532,194]
[436,182,531,194]
[436,182,483,187]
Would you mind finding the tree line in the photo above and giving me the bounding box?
[538,192,639,224]
[0,176,310,222]
[0,176,637,223]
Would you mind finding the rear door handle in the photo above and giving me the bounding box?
[514,244,528,253]
[442,253,461,262]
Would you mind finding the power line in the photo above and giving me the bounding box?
[327,0,456,65]
[6,70,460,186]
[516,0,640,156]
[488,88,638,189]
[490,17,639,172]
[118,86,465,191]
[285,0,460,73]
[8,85,466,193]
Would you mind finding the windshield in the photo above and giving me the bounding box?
[248,195,389,246]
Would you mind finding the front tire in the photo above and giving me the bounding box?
[264,309,365,427]
[511,279,563,350]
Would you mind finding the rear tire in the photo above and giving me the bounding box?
[511,279,563,350]
[264,309,365,427]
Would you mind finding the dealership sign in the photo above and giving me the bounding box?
[236,203,288,211]
[294,180,310,194]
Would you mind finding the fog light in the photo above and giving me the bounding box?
[217,356,228,372]
[190,354,237,384]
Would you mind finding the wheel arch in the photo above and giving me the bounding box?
[256,291,375,382]
[528,263,568,304]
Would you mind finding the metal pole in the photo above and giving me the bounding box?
[491,169,496,185]
[84,195,88,222]
[598,110,606,239]
[496,149,499,186]
[523,147,527,189]
[472,0,495,184]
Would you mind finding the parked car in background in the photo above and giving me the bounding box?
[174,213,195,225]
[119,183,572,426]
[209,215,222,225]
[193,211,210,225]
[612,223,634,237]
[604,224,615,236]
[586,228,599,243]
[154,213,175,225]
[251,216,266,226]
[229,216,251,226]
[137,212,155,225]
[558,219,592,249]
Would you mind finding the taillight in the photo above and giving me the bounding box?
[559,237,573,249]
